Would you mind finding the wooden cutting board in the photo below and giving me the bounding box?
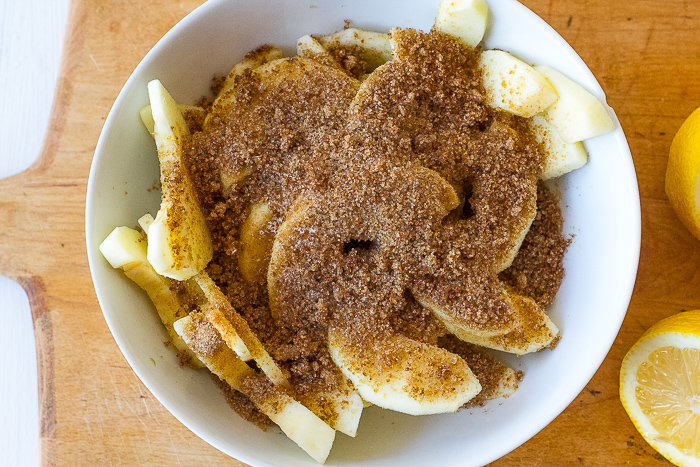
[1,0,697,465]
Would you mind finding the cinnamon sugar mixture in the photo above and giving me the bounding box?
[185,28,567,421]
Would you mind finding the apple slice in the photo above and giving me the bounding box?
[317,28,394,71]
[434,0,490,48]
[173,314,335,464]
[238,201,275,285]
[202,307,253,362]
[420,286,559,355]
[194,272,288,386]
[479,50,558,117]
[292,371,364,438]
[528,114,588,180]
[328,328,481,415]
[534,65,616,143]
[438,336,520,404]
[217,45,284,101]
[137,213,155,233]
[146,80,213,281]
[139,104,206,136]
[99,226,202,367]
[297,34,327,57]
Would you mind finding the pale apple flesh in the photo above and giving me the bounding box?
[434,0,489,48]
[479,49,558,118]
[146,80,213,281]
[173,314,336,464]
[194,272,288,386]
[534,64,616,143]
[328,328,481,415]
[418,287,559,355]
[317,28,394,72]
[529,115,589,180]
[238,202,275,285]
[99,226,203,367]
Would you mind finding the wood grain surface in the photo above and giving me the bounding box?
[0,0,697,465]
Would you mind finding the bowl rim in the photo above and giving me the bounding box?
[85,0,641,465]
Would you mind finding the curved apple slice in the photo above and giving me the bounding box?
[194,272,288,386]
[492,195,536,273]
[328,327,481,415]
[438,336,520,405]
[99,226,203,367]
[317,28,394,72]
[296,34,344,71]
[238,201,275,285]
[139,104,206,136]
[216,45,284,103]
[421,286,559,355]
[146,80,213,281]
[534,65,616,143]
[414,290,516,341]
[173,314,335,464]
[293,371,364,438]
[434,0,490,48]
[479,50,558,118]
[266,198,364,437]
[205,46,285,131]
[529,115,589,180]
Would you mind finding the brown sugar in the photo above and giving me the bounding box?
[438,335,522,407]
[213,375,272,429]
[183,28,566,423]
[500,183,570,307]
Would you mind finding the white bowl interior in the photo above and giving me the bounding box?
[85,0,640,466]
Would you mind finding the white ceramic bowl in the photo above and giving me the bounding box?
[86,1,640,465]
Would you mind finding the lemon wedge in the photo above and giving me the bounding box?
[620,310,700,467]
[666,106,700,241]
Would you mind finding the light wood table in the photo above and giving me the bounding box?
[1,0,697,465]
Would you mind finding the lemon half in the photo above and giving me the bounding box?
[620,311,700,467]
[666,106,700,241]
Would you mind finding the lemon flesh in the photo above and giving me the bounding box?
[620,311,700,467]
[637,347,700,456]
[666,106,700,241]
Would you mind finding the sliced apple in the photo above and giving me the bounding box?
[137,213,155,233]
[203,46,285,132]
[194,272,288,386]
[328,328,480,415]
[99,226,202,367]
[317,28,394,71]
[488,178,537,273]
[438,336,520,403]
[139,104,206,136]
[479,50,558,118]
[219,165,255,198]
[238,201,275,285]
[173,314,335,464]
[267,197,364,436]
[296,34,342,71]
[414,289,517,340]
[434,0,490,48]
[203,307,253,362]
[534,65,616,143]
[420,286,559,355]
[292,370,365,438]
[146,80,213,281]
[217,45,284,101]
[529,114,588,180]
